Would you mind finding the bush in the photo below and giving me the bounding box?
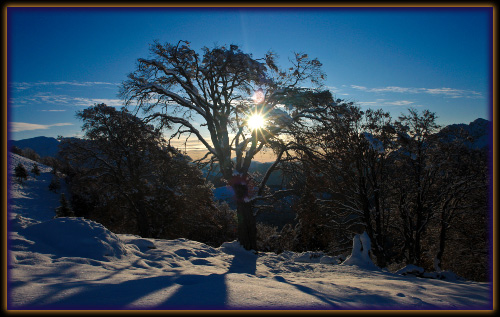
[55,193,74,218]
[31,163,41,177]
[48,176,61,193]
[14,163,28,184]
[11,145,23,155]
[22,148,41,162]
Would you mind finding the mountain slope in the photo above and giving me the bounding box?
[438,118,490,150]
[10,136,61,158]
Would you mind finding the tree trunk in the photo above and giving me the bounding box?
[236,200,257,251]
[137,212,150,238]
[135,199,150,238]
[435,213,448,272]
[232,182,257,251]
[372,187,387,268]
[414,232,421,266]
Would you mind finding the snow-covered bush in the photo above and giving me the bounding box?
[423,270,466,281]
[319,255,342,265]
[396,264,425,276]
[396,264,465,281]
[341,232,378,270]
[256,222,280,252]
[294,251,324,263]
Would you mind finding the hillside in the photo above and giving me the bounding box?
[10,136,62,158]
[6,153,492,310]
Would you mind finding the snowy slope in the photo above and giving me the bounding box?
[8,153,67,223]
[7,153,492,310]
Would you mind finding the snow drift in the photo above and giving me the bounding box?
[20,217,128,261]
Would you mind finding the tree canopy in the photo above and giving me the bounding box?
[120,40,330,181]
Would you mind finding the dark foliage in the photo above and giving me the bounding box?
[14,163,29,184]
[60,104,236,246]
[55,193,75,218]
[31,163,41,177]
[10,145,23,156]
[48,176,61,193]
[280,104,489,281]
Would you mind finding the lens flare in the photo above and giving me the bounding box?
[252,89,265,104]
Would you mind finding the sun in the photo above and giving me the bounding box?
[247,112,266,131]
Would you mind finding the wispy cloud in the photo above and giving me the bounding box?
[11,81,119,91]
[12,92,123,108]
[40,109,67,112]
[326,86,350,96]
[350,85,482,98]
[10,122,73,132]
[168,136,213,151]
[383,100,415,106]
[356,101,379,106]
[71,97,123,107]
[356,99,423,108]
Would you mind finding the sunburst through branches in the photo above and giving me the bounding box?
[247,112,266,131]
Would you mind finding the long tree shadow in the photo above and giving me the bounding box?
[11,257,165,309]
[158,250,257,309]
[13,250,258,310]
[272,275,340,308]
[18,275,177,310]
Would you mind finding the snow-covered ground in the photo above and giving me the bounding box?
[7,153,493,310]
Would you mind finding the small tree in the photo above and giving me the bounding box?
[48,176,61,193]
[31,163,41,178]
[55,193,74,217]
[14,163,28,184]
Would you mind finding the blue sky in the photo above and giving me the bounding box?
[7,6,492,147]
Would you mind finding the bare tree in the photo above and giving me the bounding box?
[392,108,440,266]
[291,102,397,266]
[120,40,329,250]
[429,131,488,273]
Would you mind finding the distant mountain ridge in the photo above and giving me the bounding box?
[437,118,490,150]
[9,118,491,158]
[9,136,62,158]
